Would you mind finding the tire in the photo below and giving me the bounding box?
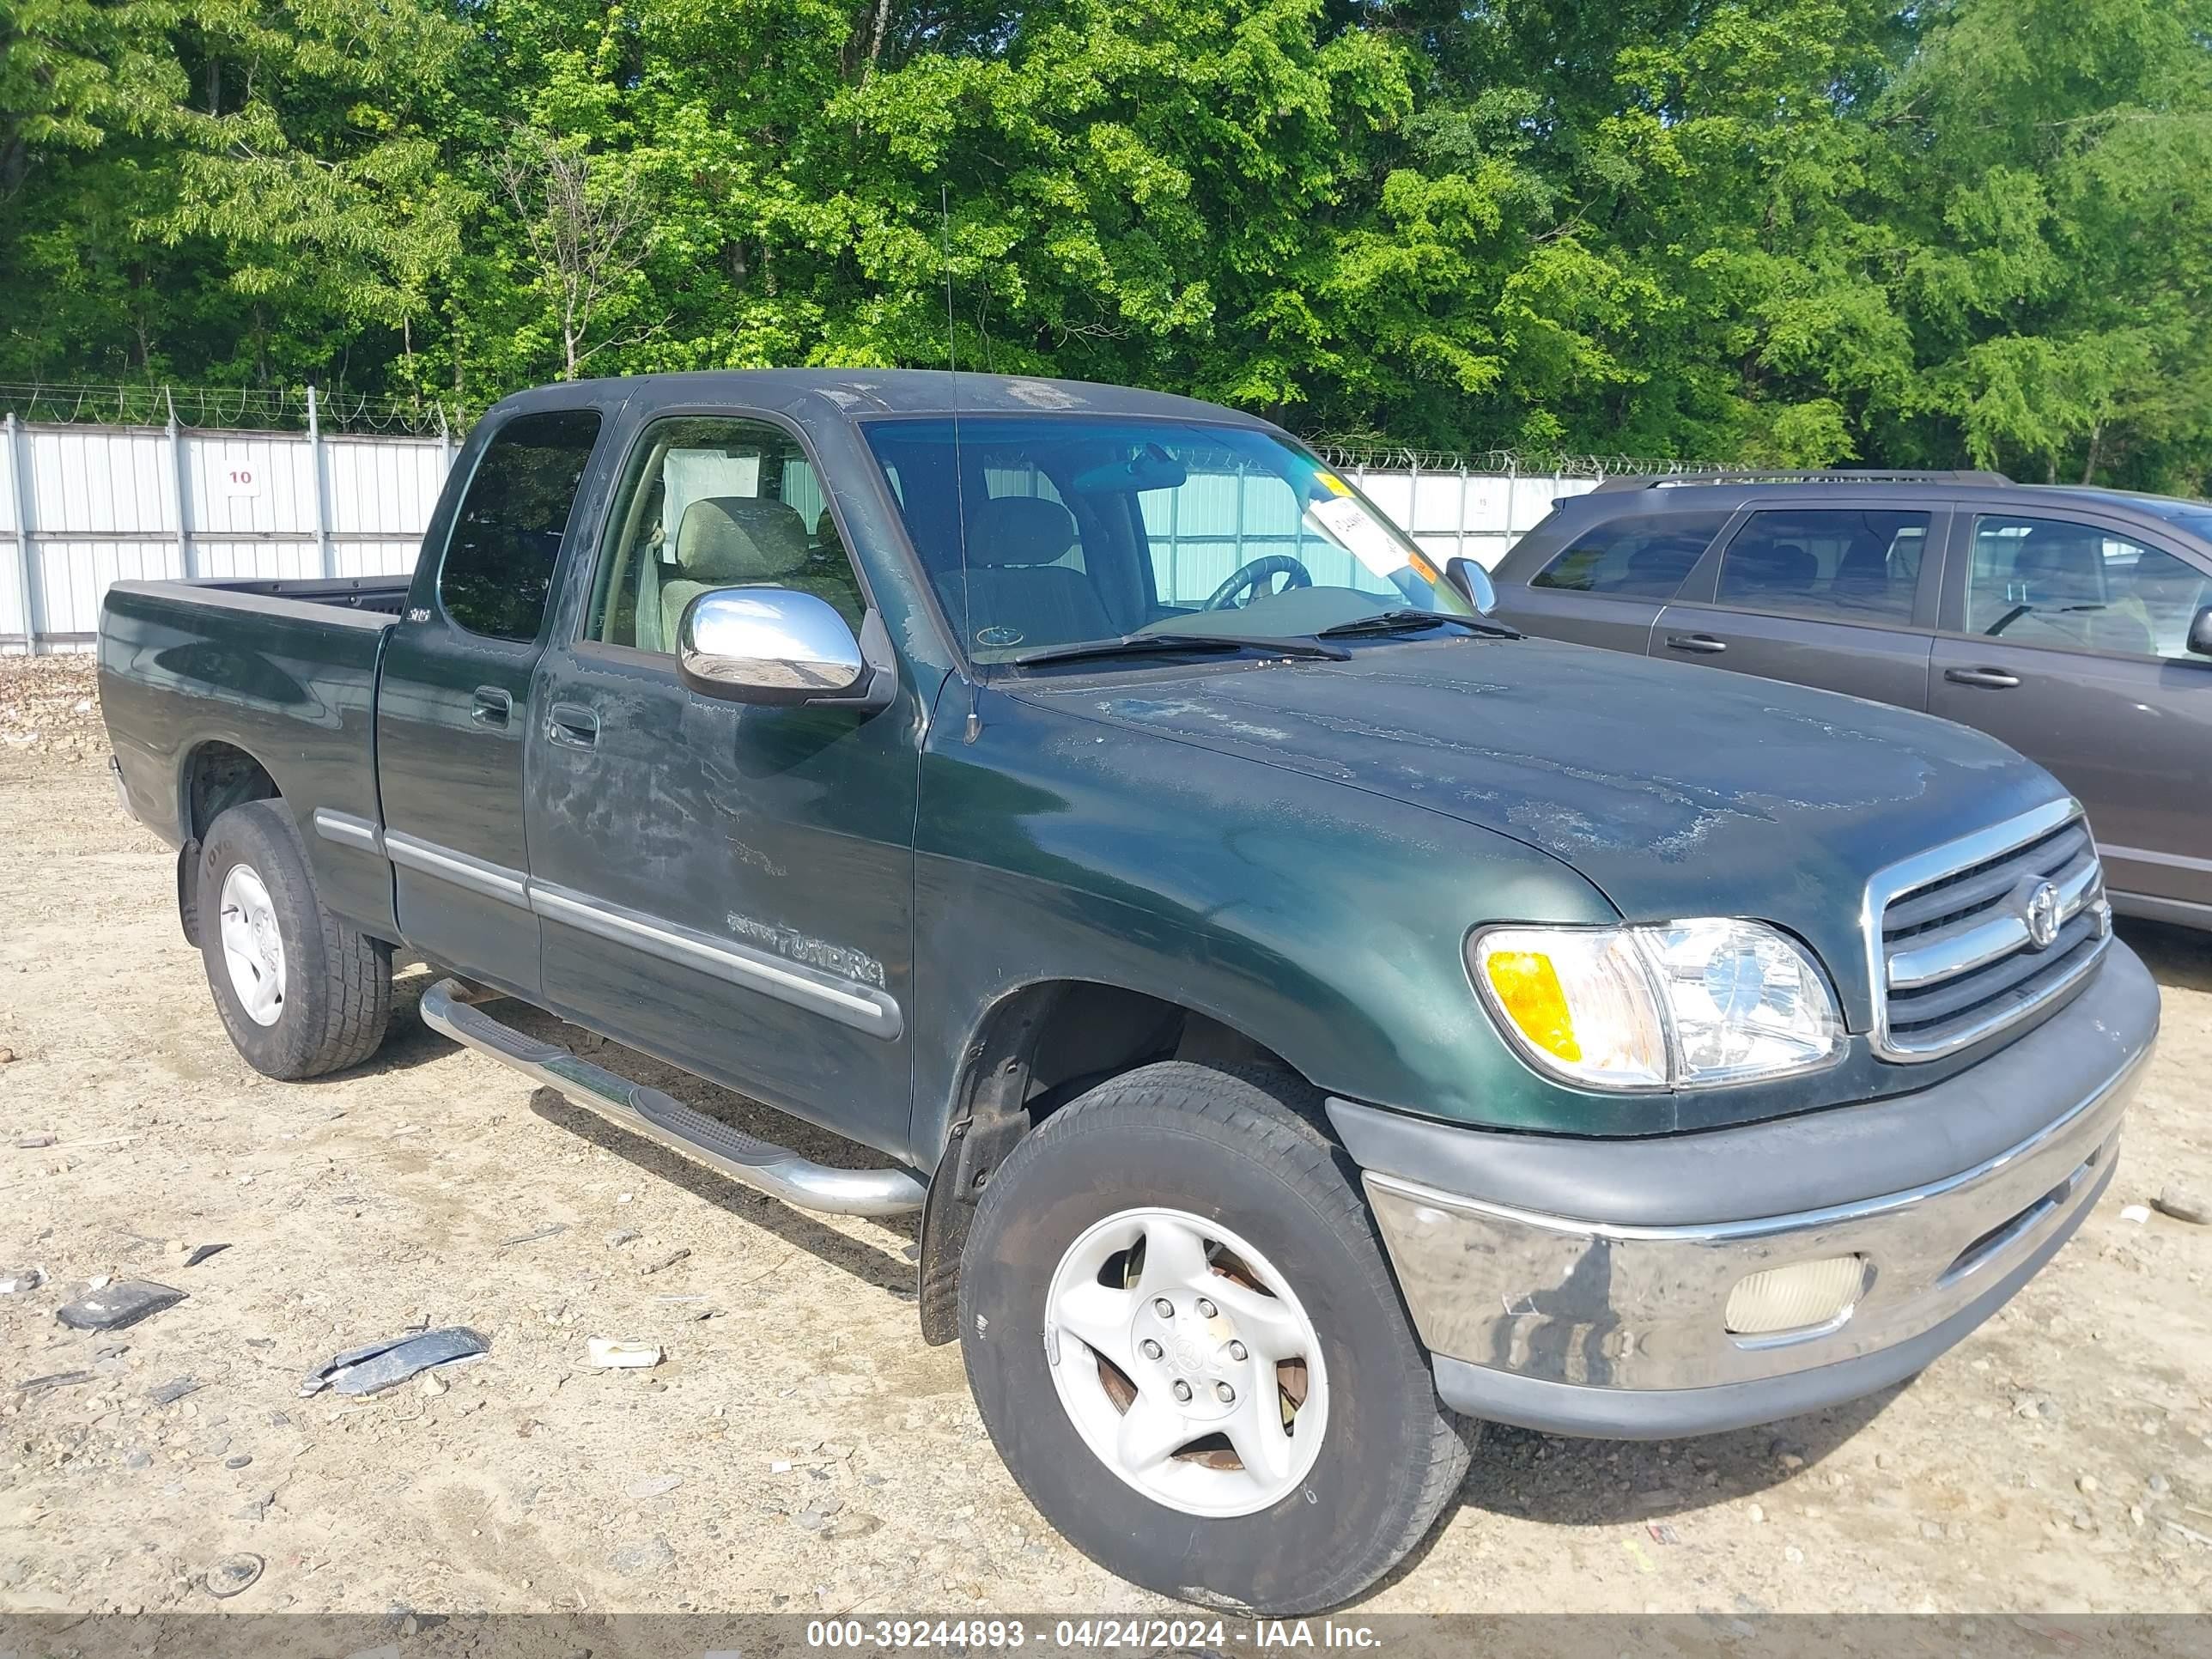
[198,799,392,1079]
[958,1060,1475,1613]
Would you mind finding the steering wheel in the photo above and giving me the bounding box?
[1206,554,1313,611]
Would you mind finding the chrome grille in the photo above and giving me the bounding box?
[1869,801,2112,1060]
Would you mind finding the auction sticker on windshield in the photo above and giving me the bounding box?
[1309,493,1434,583]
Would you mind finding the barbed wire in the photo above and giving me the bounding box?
[0,383,1731,473]
[0,382,460,438]
[1315,443,1726,480]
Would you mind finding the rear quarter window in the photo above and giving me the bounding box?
[439,409,605,642]
[1529,512,1727,598]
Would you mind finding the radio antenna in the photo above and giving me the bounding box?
[943,181,981,743]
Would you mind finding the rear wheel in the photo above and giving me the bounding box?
[958,1061,1474,1613]
[198,800,392,1079]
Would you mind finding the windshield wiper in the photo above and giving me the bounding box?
[1316,609,1522,641]
[1012,631,1351,667]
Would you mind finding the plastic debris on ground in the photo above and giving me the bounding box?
[585,1337,663,1369]
[0,1265,46,1294]
[54,1279,185,1331]
[300,1326,489,1398]
[15,1370,96,1395]
[203,1553,264,1599]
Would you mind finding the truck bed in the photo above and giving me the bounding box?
[99,574,403,936]
[191,572,415,617]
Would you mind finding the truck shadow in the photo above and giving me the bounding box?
[1452,1387,1896,1522]
[384,966,920,1297]
[347,969,486,1076]
[2117,916,2212,994]
[521,1085,919,1300]
[1367,1386,1904,1598]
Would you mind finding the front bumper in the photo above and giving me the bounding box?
[1330,943,2159,1439]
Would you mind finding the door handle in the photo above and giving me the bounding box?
[1945,666,2021,690]
[469,686,513,727]
[546,702,599,748]
[1665,634,1729,655]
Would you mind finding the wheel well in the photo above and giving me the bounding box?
[915,981,1308,1344]
[946,981,1291,1203]
[184,741,280,841]
[994,982,1291,1126]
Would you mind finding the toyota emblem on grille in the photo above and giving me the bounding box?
[2021,878,2062,949]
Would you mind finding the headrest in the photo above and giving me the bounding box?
[1734,541,1815,591]
[2014,526,2102,591]
[1835,538,1893,581]
[676,496,810,583]
[1626,540,1699,580]
[971,496,1078,567]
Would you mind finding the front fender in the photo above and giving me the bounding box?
[908,684,1624,1160]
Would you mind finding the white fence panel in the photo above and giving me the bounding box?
[3,412,1669,653]
[3,416,453,651]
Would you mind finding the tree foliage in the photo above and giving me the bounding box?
[3,0,2209,487]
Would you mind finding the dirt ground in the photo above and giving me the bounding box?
[3,654,2209,1620]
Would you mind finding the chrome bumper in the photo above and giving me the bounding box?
[1345,947,2156,1430]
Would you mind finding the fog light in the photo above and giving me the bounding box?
[1724,1255,1867,1336]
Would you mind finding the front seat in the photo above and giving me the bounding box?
[2007,526,2149,653]
[659,495,813,649]
[1728,540,1816,599]
[941,496,1114,651]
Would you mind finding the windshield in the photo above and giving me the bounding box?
[2130,497,2212,541]
[861,416,1473,665]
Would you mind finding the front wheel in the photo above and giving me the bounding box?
[958,1061,1474,1613]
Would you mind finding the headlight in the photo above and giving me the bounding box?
[1470,919,1843,1091]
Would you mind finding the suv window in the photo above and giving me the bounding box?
[1714,508,1929,623]
[439,409,604,641]
[1966,514,2207,660]
[585,416,865,653]
[1530,512,1725,598]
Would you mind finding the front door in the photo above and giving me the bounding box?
[1928,509,2212,917]
[1650,504,1942,708]
[376,404,611,998]
[524,410,924,1158]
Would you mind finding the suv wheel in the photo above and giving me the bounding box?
[958,1061,1474,1613]
[198,800,392,1079]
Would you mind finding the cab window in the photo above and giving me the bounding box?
[584,416,865,653]
[439,409,604,641]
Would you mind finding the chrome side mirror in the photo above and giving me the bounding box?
[1444,556,1498,616]
[677,586,892,713]
[2190,603,2212,659]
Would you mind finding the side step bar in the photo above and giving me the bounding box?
[420,978,926,1217]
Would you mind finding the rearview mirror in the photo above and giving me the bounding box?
[677,586,892,713]
[2191,604,2212,659]
[1445,556,1498,616]
[1068,442,1189,495]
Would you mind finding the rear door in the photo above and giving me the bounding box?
[1650,502,1942,708]
[1492,507,1730,653]
[1928,507,2212,918]
[375,402,617,998]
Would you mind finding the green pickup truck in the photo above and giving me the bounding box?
[99,371,2158,1612]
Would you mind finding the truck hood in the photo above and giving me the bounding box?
[1012,636,2067,1026]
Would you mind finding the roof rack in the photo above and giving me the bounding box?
[1590,468,2011,493]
